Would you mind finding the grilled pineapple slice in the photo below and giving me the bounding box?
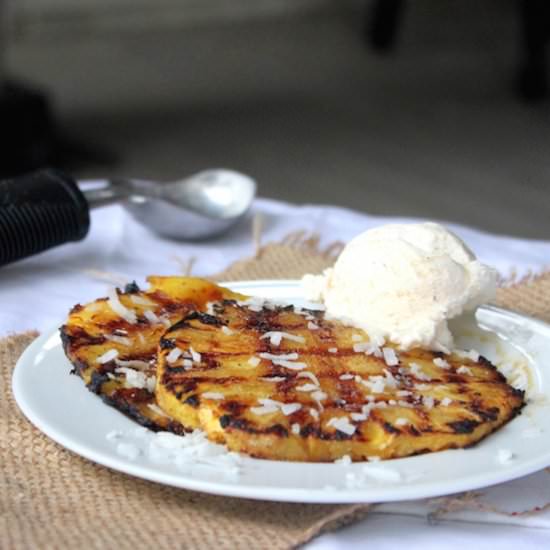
[61,277,241,431]
[157,298,525,462]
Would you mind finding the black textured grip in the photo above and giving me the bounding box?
[0,169,90,267]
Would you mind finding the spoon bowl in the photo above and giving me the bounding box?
[87,169,257,240]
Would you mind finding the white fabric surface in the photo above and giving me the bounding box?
[2,197,550,548]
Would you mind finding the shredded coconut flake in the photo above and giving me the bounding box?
[297,371,320,386]
[307,321,319,330]
[250,398,301,416]
[260,376,286,382]
[106,430,122,441]
[116,442,140,460]
[422,396,435,409]
[143,309,160,324]
[97,349,119,364]
[202,392,225,400]
[221,325,234,336]
[259,352,298,361]
[334,454,352,466]
[311,390,327,402]
[433,357,450,369]
[183,359,193,369]
[409,362,431,381]
[281,403,302,416]
[339,374,354,381]
[496,448,515,465]
[382,347,399,366]
[395,417,409,426]
[114,358,150,371]
[272,359,307,371]
[115,367,155,392]
[147,403,169,417]
[440,397,452,407]
[457,365,472,375]
[291,423,301,435]
[107,288,137,324]
[296,383,319,392]
[327,416,356,436]
[362,465,402,483]
[455,349,480,362]
[309,408,320,420]
[189,347,201,363]
[130,294,154,306]
[166,347,183,363]
[248,356,261,367]
[261,331,305,345]
[328,347,338,353]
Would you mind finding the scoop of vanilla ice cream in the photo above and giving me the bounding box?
[302,222,497,351]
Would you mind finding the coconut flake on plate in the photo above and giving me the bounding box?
[334,454,352,466]
[339,374,354,381]
[116,442,141,460]
[496,448,515,465]
[221,326,234,336]
[328,347,338,354]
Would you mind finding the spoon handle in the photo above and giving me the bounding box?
[0,169,90,267]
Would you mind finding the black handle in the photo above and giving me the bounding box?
[0,169,90,267]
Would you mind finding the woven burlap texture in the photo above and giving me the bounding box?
[3,241,550,550]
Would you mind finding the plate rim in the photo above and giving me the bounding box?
[12,279,550,503]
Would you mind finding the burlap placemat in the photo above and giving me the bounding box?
[2,239,550,550]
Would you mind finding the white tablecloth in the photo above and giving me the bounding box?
[2,198,550,548]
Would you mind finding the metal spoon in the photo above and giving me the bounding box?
[84,169,256,240]
[0,168,256,267]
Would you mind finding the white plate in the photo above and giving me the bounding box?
[12,280,550,503]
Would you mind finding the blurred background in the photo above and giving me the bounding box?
[1,0,549,238]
